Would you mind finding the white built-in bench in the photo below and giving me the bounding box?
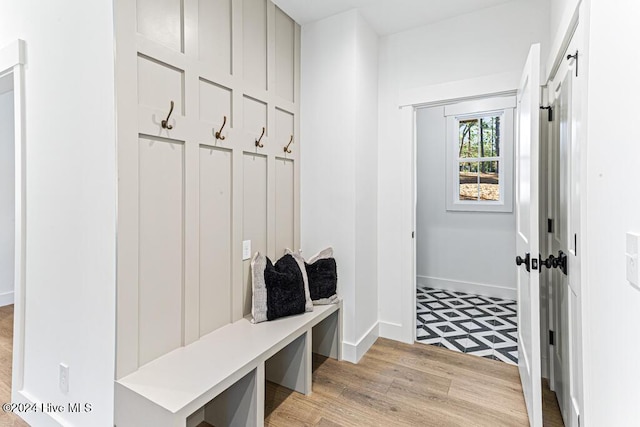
[115,302,342,427]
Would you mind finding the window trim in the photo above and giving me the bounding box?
[445,96,515,213]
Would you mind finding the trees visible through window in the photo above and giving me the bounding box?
[457,115,501,202]
[444,96,514,213]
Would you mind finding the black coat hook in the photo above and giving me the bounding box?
[215,116,227,140]
[566,50,578,77]
[161,101,174,129]
[283,135,294,153]
[255,127,265,148]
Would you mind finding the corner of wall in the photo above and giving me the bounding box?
[342,322,379,363]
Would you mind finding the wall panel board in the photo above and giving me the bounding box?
[242,0,268,90]
[275,158,294,254]
[137,55,184,115]
[242,153,268,315]
[199,79,232,126]
[274,7,294,101]
[116,0,300,375]
[137,0,183,52]
[198,0,232,75]
[138,135,184,365]
[199,146,233,336]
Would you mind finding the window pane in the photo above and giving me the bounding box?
[459,162,479,200]
[479,161,499,201]
[459,119,479,158]
[480,115,500,158]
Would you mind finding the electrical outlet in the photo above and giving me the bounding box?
[59,363,69,393]
[242,240,251,261]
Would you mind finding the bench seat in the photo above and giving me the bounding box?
[115,301,342,427]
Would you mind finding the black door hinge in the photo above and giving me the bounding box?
[540,106,553,121]
[549,330,555,346]
[412,231,415,238]
[547,218,553,233]
[574,233,578,256]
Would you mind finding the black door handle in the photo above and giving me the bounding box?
[553,250,568,275]
[539,254,556,272]
[516,253,531,272]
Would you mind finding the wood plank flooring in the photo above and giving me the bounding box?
[262,338,563,426]
[0,305,29,427]
[0,304,562,427]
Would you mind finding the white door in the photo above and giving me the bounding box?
[515,43,542,427]
[547,29,583,427]
[549,56,571,424]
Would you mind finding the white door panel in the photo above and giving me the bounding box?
[515,43,542,427]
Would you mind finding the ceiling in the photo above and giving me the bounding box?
[272,0,517,36]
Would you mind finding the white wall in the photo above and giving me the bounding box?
[550,0,573,42]
[581,0,640,424]
[0,1,116,425]
[0,87,14,306]
[416,106,516,299]
[377,0,550,341]
[300,10,379,362]
[354,15,379,347]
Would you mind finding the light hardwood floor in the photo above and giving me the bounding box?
[0,306,562,427]
[0,305,29,427]
[200,337,563,426]
[262,337,564,426]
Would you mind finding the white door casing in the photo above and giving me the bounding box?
[515,43,542,427]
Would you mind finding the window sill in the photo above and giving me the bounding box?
[446,200,513,213]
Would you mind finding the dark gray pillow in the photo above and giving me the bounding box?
[304,247,339,305]
[251,252,308,323]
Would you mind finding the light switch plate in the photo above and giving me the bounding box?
[59,363,69,393]
[626,254,638,286]
[242,240,251,261]
[626,232,640,287]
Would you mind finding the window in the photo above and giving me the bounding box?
[445,96,515,212]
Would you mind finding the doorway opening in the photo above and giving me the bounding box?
[408,31,584,425]
[414,95,519,365]
[0,74,15,306]
[539,21,584,427]
[0,39,26,427]
[0,71,17,425]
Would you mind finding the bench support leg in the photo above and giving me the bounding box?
[312,309,342,360]
[265,331,312,395]
[204,365,264,427]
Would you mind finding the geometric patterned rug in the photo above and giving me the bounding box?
[416,287,518,365]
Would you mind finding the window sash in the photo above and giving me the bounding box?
[444,97,514,213]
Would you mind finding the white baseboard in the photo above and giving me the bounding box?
[379,321,412,344]
[417,275,517,301]
[541,355,549,380]
[342,322,379,364]
[0,291,14,307]
[13,390,64,427]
